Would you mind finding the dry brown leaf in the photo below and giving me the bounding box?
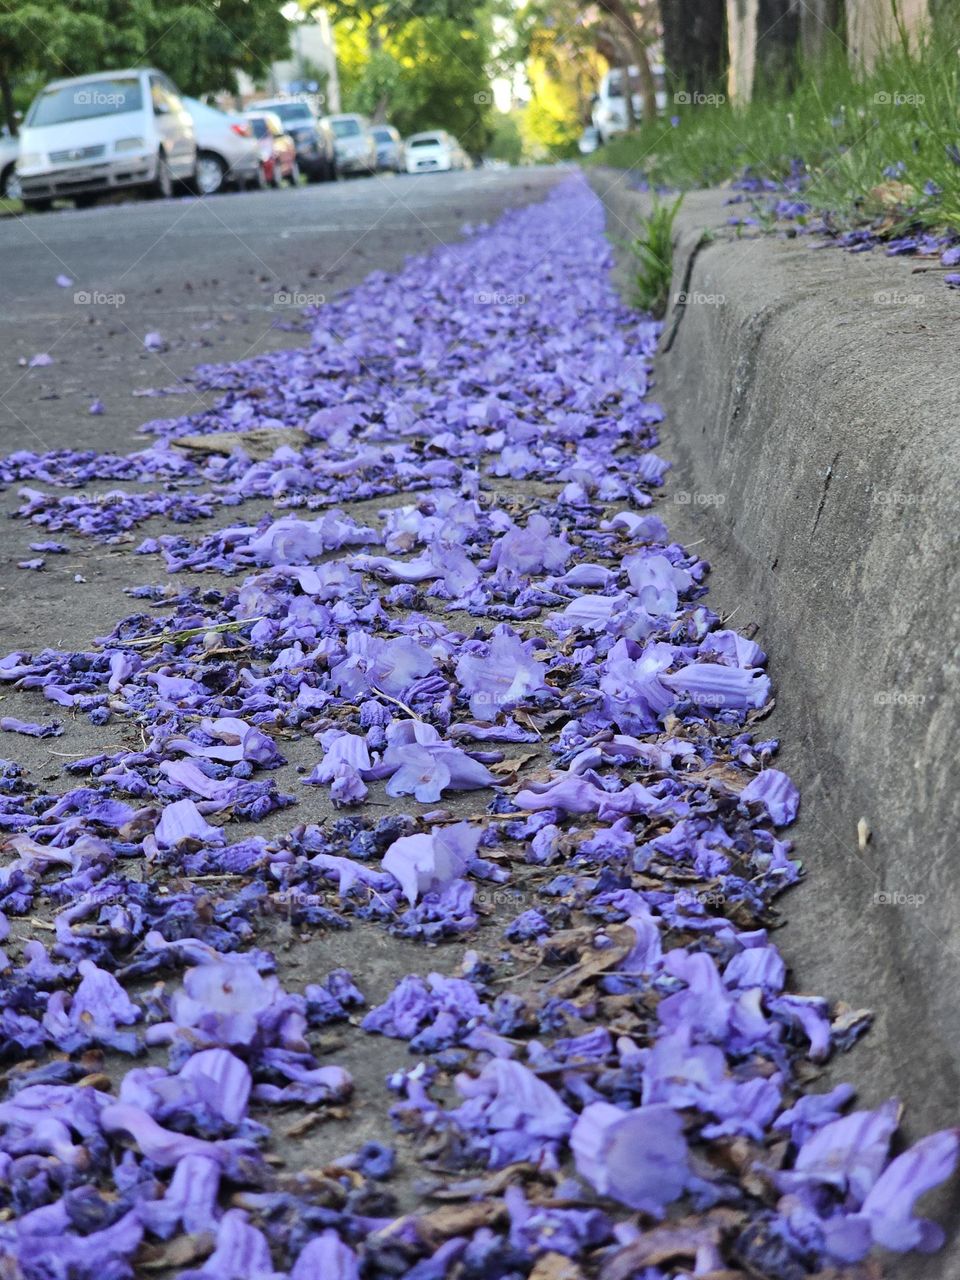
[541,924,635,998]
[415,1200,505,1243]
[529,1252,585,1280]
[868,180,916,209]
[138,1232,215,1270]
[488,750,541,777]
[599,1210,745,1280]
[171,427,309,458]
[425,1163,540,1201]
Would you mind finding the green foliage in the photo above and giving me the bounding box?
[487,111,524,165]
[629,194,683,317]
[521,58,585,160]
[336,8,495,147]
[0,0,291,131]
[588,16,960,234]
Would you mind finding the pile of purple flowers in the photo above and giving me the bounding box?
[723,166,960,286]
[0,174,954,1279]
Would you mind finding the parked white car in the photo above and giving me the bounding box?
[0,128,19,199]
[323,114,376,176]
[578,126,601,155]
[404,131,469,174]
[590,66,668,144]
[17,68,196,211]
[183,97,262,194]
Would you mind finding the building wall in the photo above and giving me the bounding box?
[236,10,341,114]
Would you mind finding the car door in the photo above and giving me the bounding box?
[149,74,194,178]
[160,75,196,176]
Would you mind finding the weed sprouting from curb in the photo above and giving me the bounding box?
[629,194,683,317]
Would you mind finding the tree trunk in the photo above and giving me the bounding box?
[660,0,727,98]
[632,40,659,122]
[755,0,802,92]
[623,64,636,128]
[800,0,843,64]
[0,67,17,137]
[597,0,658,123]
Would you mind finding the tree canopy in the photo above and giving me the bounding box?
[0,0,291,132]
[334,3,495,147]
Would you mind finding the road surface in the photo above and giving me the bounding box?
[0,169,560,659]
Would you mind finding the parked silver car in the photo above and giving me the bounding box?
[324,113,376,176]
[183,97,262,194]
[371,124,404,173]
[0,128,19,199]
[17,68,196,211]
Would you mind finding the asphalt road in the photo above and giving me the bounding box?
[0,168,561,664]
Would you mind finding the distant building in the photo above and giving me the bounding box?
[237,10,341,113]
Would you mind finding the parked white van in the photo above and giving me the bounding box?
[17,69,196,211]
[591,65,667,145]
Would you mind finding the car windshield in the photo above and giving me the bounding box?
[331,119,361,138]
[28,78,143,126]
[372,128,392,141]
[268,103,311,125]
[410,136,441,148]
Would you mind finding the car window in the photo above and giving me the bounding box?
[269,104,310,125]
[27,78,143,126]
[331,119,361,138]
[150,77,172,114]
[247,118,268,139]
[159,75,183,104]
[372,127,392,141]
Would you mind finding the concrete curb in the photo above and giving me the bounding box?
[591,167,960,1276]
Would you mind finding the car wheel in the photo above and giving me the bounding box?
[22,198,52,213]
[147,151,174,199]
[194,151,226,196]
[1,165,20,201]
